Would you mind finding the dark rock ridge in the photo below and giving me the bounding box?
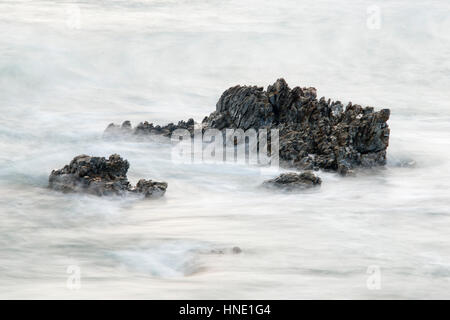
[263,171,322,191]
[49,154,167,198]
[105,78,390,174]
[105,118,195,138]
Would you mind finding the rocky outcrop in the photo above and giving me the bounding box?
[105,119,195,138]
[263,171,322,191]
[201,79,390,174]
[104,79,390,175]
[49,154,167,198]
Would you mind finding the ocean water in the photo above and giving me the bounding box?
[0,0,449,299]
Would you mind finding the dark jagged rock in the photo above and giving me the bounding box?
[202,79,390,174]
[104,79,390,174]
[49,154,167,198]
[263,171,322,191]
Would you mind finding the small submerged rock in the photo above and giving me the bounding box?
[49,154,167,198]
[263,171,322,191]
[209,246,243,255]
[232,246,242,254]
[131,179,168,198]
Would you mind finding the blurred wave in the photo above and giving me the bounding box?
[0,0,449,299]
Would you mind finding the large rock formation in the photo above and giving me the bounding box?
[105,79,390,174]
[49,154,167,198]
[263,171,322,191]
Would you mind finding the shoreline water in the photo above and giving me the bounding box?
[1,0,450,299]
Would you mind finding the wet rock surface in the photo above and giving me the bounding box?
[105,78,390,174]
[49,154,167,198]
[263,171,322,191]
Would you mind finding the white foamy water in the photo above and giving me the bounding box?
[1,0,450,299]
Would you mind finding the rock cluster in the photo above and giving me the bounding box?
[263,171,322,191]
[49,154,167,198]
[105,118,195,138]
[105,79,390,175]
